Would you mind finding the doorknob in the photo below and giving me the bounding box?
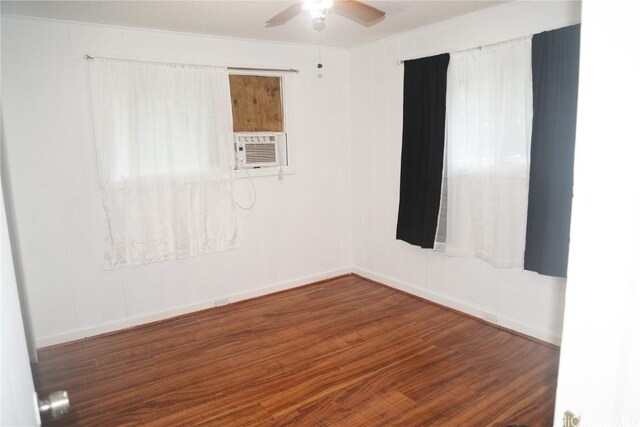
[38,390,70,418]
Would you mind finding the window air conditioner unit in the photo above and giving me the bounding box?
[234,133,280,168]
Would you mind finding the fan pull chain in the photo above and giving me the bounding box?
[317,29,324,69]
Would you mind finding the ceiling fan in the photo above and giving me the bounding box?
[265,0,386,29]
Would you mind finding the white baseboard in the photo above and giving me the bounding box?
[36,266,351,348]
[352,266,562,346]
[37,265,561,348]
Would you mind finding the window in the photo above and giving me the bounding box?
[88,58,238,268]
[229,73,291,173]
[435,37,533,268]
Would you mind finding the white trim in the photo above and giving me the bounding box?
[234,167,295,180]
[355,1,581,51]
[36,266,351,348]
[352,266,562,346]
[0,14,349,51]
[36,265,562,347]
[229,68,298,178]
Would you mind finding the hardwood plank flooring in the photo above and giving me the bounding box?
[34,275,559,426]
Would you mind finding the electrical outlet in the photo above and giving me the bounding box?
[215,298,229,307]
[482,312,498,324]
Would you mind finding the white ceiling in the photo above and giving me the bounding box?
[0,1,509,48]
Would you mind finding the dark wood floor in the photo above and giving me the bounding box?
[34,275,559,426]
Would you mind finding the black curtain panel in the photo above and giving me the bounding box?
[396,54,450,248]
[525,24,581,277]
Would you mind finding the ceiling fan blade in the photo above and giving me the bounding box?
[265,2,304,27]
[332,0,385,27]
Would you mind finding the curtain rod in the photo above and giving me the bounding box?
[397,33,538,65]
[83,55,299,73]
[397,43,493,65]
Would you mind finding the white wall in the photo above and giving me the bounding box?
[349,1,581,345]
[1,16,352,347]
[2,1,582,348]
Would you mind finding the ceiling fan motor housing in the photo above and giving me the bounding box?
[266,0,386,29]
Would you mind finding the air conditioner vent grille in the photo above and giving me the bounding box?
[245,143,277,164]
[234,132,282,168]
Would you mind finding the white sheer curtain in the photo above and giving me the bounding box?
[435,37,533,268]
[89,58,238,268]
